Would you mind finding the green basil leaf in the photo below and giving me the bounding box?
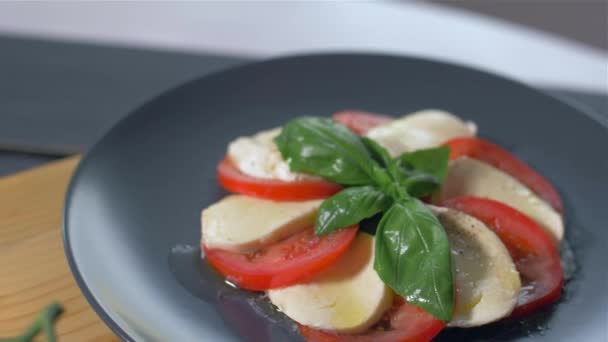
[361,137,400,185]
[396,146,450,197]
[398,146,450,183]
[274,117,379,185]
[361,137,393,169]
[374,199,454,321]
[401,172,440,197]
[316,186,392,236]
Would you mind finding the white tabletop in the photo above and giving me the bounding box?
[0,1,606,93]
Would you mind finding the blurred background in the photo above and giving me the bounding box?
[0,1,606,176]
[433,0,606,50]
[0,1,606,341]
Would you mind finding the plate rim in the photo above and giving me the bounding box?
[61,52,607,341]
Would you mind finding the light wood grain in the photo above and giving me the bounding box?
[0,157,120,341]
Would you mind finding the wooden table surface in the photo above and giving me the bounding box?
[0,157,119,341]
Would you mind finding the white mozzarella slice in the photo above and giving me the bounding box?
[439,157,564,241]
[365,109,476,157]
[201,195,322,252]
[227,127,315,181]
[267,233,394,334]
[429,206,521,327]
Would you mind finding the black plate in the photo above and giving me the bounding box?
[64,54,607,341]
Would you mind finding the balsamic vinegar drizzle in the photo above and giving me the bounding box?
[168,245,304,342]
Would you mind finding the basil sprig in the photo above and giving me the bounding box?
[275,117,453,321]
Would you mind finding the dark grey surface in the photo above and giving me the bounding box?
[1,35,606,177]
[2,85,605,177]
[0,35,245,149]
[547,89,608,125]
[64,54,607,341]
[0,35,243,176]
[0,151,55,175]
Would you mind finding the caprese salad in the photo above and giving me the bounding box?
[201,110,564,341]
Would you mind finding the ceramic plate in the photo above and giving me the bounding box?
[64,54,607,341]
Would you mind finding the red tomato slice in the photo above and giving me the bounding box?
[332,110,394,135]
[443,137,563,213]
[441,196,563,318]
[217,158,342,201]
[299,297,445,342]
[203,226,358,291]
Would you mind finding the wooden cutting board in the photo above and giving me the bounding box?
[0,157,119,341]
